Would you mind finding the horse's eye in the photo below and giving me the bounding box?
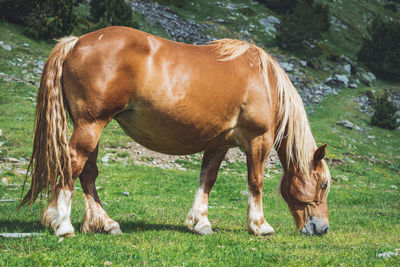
[322,183,328,189]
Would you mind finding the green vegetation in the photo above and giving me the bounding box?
[0,21,399,265]
[371,91,398,130]
[276,0,330,53]
[0,0,76,39]
[358,16,400,81]
[255,0,298,14]
[88,0,138,31]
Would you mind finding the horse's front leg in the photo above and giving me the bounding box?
[41,121,105,236]
[185,148,228,235]
[244,133,274,236]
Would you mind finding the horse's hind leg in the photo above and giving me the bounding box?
[243,133,274,236]
[41,121,107,236]
[79,145,122,234]
[186,148,228,235]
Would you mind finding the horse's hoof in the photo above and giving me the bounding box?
[193,221,213,235]
[248,222,274,236]
[197,225,213,235]
[108,227,123,235]
[259,222,274,236]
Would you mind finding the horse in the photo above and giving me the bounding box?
[20,26,331,237]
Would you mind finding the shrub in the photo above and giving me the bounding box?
[276,0,329,52]
[371,91,398,130]
[255,0,298,14]
[0,0,76,39]
[90,0,137,29]
[358,17,400,81]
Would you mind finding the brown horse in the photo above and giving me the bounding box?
[20,26,331,237]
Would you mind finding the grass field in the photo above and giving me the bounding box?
[1,22,400,266]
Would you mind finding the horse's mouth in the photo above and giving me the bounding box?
[300,217,329,236]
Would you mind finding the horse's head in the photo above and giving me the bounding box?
[280,144,330,235]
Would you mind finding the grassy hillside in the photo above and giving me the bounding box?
[0,3,399,266]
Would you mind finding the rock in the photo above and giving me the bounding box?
[240,190,249,196]
[0,129,2,136]
[259,16,280,35]
[264,173,271,178]
[300,60,307,67]
[101,154,112,163]
[325,74,349,88]
[357,70,376,86]
[23,43,29,47]
[348,82,358,88]
[0,233,44,238]
[336,120,354,129]
[376,251,398,258]
[280,62,294,72]
[343,64,351,73]
[6,158,19,163]
[0,41,12,51]
[122,192,130,196]
[128,0,212,44]
[0,199,16,202]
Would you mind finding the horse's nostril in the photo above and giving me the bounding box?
[322,226,329,235]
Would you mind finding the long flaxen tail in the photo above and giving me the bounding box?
[19,36,79,208]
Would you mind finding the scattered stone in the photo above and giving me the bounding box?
[258,16,280,35]
[391,185,398,189]
[357,70,376,86]
[343,64,351,73]
[348,82,358,88]
[264,173,271,178]
[376,251,398,258]
[5,158,19,164]
[0,129,2,136]
[240,190,249,196]
[104,261,112,266]
[280,62,294,72]
[101,154,111,163]
[367,135,375,139]
[0,233,44,238]
[122,192,130,196]
[336,120,354,129]
[0,199,16,202]
[23,43,29,47]
[325,74,349,88]
[300,60,307,67]
[128,0,212,44]
[0,41,12,51]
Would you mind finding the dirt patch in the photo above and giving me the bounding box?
[103,142,280,171]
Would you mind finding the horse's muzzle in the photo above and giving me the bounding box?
[300,217,329,236]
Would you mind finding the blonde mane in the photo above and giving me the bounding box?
[211,39,317,178]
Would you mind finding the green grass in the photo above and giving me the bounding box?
[1,22,400,266]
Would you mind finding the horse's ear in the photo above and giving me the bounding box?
[313,144,327,164]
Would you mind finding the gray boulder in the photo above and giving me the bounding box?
[259,16,280,35]
[325,74,349,88]
[336,120,354,129]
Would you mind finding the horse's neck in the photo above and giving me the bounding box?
[275,135,316,175]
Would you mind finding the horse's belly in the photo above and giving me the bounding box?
[114,108,232,155]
